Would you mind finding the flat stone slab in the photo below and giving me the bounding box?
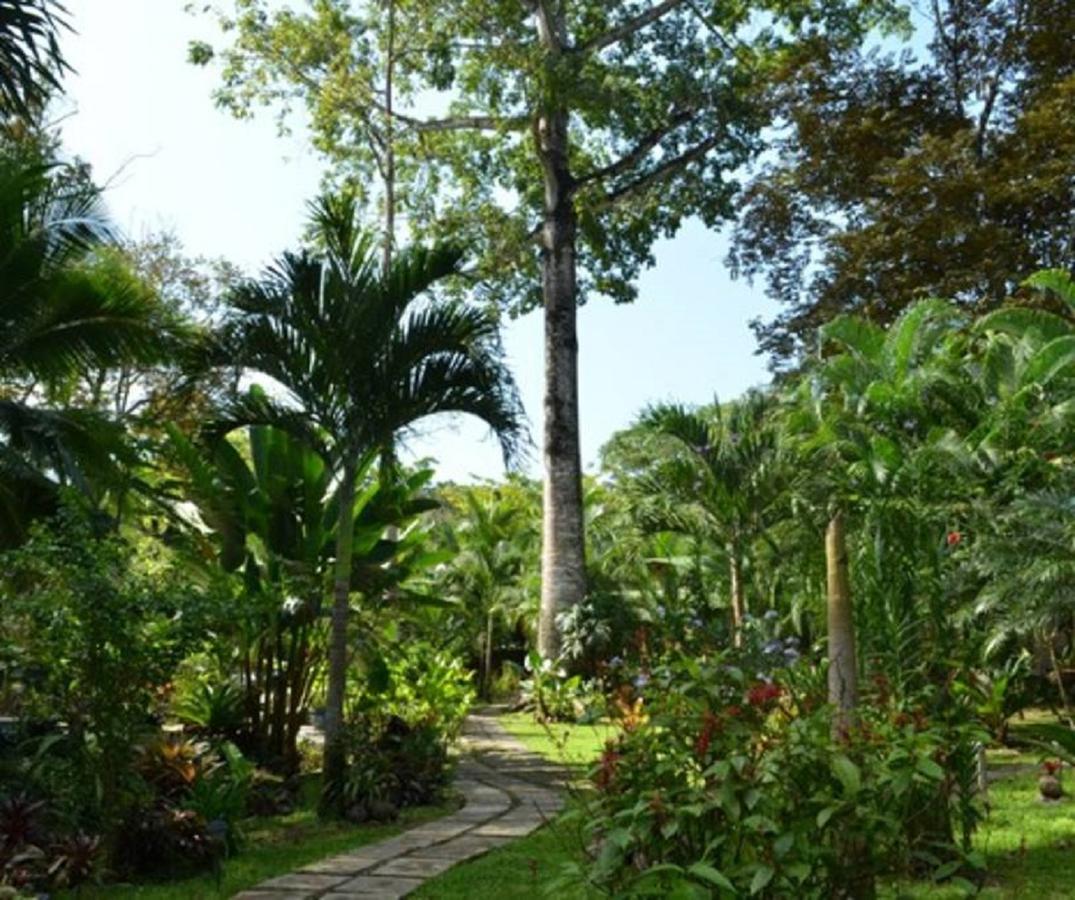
[328,874,426,896]
[233,892,318,900]
[301,854,382,876]
[469,818,545,838]
[413,834,512,859]
[374,855,460,877]
[260,872,349,891]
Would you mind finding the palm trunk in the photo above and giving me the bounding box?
[320,459,357,814]
[825,508,858,734]
[535,7,586,661]
[729,547,745,647]
[483,608,495,700]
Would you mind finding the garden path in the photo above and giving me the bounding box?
[233,709,566,900]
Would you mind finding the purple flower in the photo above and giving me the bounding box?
[634,673,650,689]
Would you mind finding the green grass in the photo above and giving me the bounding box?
[72,778,459,900]
[497,712,616,778]
[884,751,1075,900]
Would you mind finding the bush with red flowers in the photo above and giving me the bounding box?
[565,652,988,898]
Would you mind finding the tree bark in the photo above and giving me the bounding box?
[535,7,586,660]
[320,459,357,814]
[825,508,858,735]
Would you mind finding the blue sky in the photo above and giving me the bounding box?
[60,0,778,482]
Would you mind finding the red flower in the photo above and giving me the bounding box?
[946,530,962,547]
[595,743,621,791]
[1043,759,1063,776]
[746,681,783,707]
[694,710,720,759]
[725,704,743,718]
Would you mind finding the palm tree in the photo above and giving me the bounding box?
[0,150,173,544]
[217,192,525,811]
[795,298,971,727]
[0,0,69,117]
[439,483,537,697]
[633,391,782,645]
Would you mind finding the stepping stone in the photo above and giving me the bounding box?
[260,871,349,891]
[402,819,474,841]
[374,855,460,877]
[414,834,512,859]
[302,854,382,876]
[469,817,545,838]
[327,875,426,897]
[453,804,511,821]
[233,893,316,900]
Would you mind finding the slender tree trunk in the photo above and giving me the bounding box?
[535,7,586,661]
[321,459,357,814]
[381,0,396,274]
[826,508,858,735]
[1048,634,1073,723]
[729,546,745,647]
[483,608,495,700]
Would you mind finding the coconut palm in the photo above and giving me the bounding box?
[216,192,525,810]
[0,151,174,544]
[0,0,69,117]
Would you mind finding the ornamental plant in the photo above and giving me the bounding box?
[567,652,987,898]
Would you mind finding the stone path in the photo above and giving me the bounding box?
[234,710,567,900]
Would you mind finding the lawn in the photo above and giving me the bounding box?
[495,712,616,777]
[884,748,1075,900]
[71,777,459,900]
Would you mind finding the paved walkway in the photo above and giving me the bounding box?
[234,710,567,900]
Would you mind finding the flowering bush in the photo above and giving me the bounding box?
[568,653,987,898]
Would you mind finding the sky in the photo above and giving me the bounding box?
[59,0,779,483]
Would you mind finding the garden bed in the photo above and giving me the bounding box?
[67,776,461,900]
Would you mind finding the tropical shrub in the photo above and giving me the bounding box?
[571,653,987,898]
[0,508,216,829]
[334,640,472,818]
[518,652,605,723]
[347,640,474,738]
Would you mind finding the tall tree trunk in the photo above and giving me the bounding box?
[729,543,745,647]
[826,508,858,735]
[320,459,357,814]
[535,6,586,661]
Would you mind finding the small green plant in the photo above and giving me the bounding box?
[172,680,245,742]
[519,652,604,723]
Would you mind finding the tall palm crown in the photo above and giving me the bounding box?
[220,193,524,471]
[0,152,174,543]
[0,0,69,117]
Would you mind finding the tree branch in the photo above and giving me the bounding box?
[594,133,722,210]
[387,108,527,133]
[572,108,697,189]
[578,0,691,55]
